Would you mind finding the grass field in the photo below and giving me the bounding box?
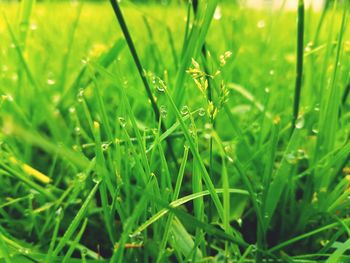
[0,0,350,262]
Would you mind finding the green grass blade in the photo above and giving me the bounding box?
[292,0,305,131]
[52,181,100,257]
[132,188,248,235]
[62,219,89,263]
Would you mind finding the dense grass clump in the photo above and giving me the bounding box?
[0,0,349,262]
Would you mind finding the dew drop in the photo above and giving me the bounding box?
[297,149,307,160]
[311,123,319,134]
[55,207,63,216]
[72,145,80,151]
[305,42,313,52]
[295,116,305,129]
[92,176,101,184]
[5,94,14,102]
[11,73,18,82]
[314,104,320,112]
[47,78,56,85]
[189,124,196,138]
[74,126,81,135]
[77,172,86,181]
[30,23,37,31]
[251,244,258,252]
[204,123,212,139]
[214,6,222,20]
[81,58,89,65]
[19,248,30,255]
[204,123,212,131]
[198,107,206,117]
[77,89,84,102]
[151,128,158,135]
[160,105,167,118]
[102,143,109,151]
[257,20,266,29]
[157,84,165,92]
[69,107,76,114]
[184,142,190,149]
[286,151,298,164]
[180,105,189,116]
[118,117,126,128]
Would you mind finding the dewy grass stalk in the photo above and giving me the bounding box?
[109,0,178,166]
[292,0,305,131]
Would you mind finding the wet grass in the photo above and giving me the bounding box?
[0,0,349,262]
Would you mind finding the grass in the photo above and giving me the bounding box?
[0,0,350,262]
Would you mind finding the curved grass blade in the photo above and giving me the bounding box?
[164,86,224,222]
[269,217,350,253]
[52,181,100,257]
[132,188,248,236]
[62,219,89,263]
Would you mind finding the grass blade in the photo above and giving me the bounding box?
[52,181,100,257]
[292,0,305,131]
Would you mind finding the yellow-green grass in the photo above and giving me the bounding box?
[0,1,349,262]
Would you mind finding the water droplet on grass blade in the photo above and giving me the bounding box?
[92,176,101,183]
[297,149,308,160]
[81,58,90,65]
[118,117,126,128]
[295,116,305,129]
[214,6,222,20]
[11,73,18,82]
[257,20,266,29]
[180,105,189,116]
[74,126,81,135]
[77,89,84,102]
[198,108,206,117]
[77,173,86,182]
[30,23,37,31]
[286,151,298,164]
[55,207,63,217]
[47,78,56,85]
[314,104,320,112]
[19,248,30,255]
[102,143,109,151]
[72,145,80,151]
[312,123,319,134]
[157,85,165,92]
[189,124,196,138]
[160,105,167,118]
[69,107,76,115]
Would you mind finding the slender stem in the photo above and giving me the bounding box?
[109,0,158,118]
[193,0,215,257]
[109,0,178,166]
[292,0,305,131]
